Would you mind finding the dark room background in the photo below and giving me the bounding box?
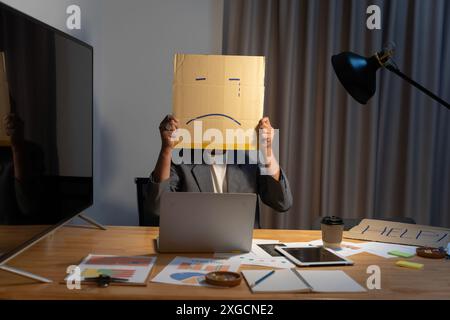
[223,0,450,229]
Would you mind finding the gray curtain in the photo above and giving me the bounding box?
[223,0,450,229]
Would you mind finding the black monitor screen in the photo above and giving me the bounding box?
[0,3,93,262]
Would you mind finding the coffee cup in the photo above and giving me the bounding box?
[321,216,344,249]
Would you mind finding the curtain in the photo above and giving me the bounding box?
[223,0,450,229]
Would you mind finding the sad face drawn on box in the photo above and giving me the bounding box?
[172,54,265,150]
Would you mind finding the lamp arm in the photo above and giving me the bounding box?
[385,65,450,110]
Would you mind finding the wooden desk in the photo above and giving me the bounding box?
[0,226,449,300]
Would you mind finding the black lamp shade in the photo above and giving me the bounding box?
[331,52,382,104]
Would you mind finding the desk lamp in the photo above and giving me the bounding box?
[331,43,450,110]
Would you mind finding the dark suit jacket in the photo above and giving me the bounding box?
[145,163,293,227]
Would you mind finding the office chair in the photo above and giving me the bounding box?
[134,177,160,226]
[312,216,416,231]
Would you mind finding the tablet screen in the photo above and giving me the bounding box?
[256,243,286,257]
[282,247,346,263]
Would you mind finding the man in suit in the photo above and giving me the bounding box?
[145,115,293,227]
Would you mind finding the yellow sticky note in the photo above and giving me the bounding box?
[396,260,424,270]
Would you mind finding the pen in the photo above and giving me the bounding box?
[291,268,313,291]
[250,270,275,288]
[83,274,129,287]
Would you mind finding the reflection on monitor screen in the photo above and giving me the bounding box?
[0,3,93,263]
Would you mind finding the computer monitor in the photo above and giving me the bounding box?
[0,2,93,273]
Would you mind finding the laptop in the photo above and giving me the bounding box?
[157,192,256,253]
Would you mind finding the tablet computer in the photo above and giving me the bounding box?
[275,246,354,267]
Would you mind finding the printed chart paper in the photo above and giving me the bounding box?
[152,257,240,287]
[66,254,156,285]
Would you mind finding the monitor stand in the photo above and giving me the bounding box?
[0,213,106,283]
[77,213,107,230]
[0,265,53,283]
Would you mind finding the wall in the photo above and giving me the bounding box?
[2,0,224,225]
[1,0,97,43]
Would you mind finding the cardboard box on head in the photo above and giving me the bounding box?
[0,52,11,146]
[172,54,265,150]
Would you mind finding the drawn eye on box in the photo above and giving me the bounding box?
[229,78,241,98]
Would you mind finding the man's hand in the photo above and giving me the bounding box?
[257,117,280,180]
[159,114,180,153]
[257,117,274,155]
[153,115,180,183]
[4,113,25,148]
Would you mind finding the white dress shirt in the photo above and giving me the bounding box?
[210,164,227,193]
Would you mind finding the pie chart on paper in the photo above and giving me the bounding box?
[170,272,205,285]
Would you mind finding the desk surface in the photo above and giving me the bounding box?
[0,226,449,300]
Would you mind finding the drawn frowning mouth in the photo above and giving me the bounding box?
[186,113,241,126]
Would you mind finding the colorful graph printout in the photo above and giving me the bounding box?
[152,257,241,287]
[81,268,136,279]
[177,262,230,272]
[66,254,156,285]
[85,256,153,266]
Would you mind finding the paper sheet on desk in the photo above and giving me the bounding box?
[65,254,157,285]
[214,239,295,268]
[307,240,367,257]
[242,269,366,293]
[305,239,418,258]
[236,256,295,269]
[300,270,366,293]
[357,242,418,258]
